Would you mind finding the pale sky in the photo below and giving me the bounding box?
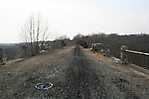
[0,0,149,43]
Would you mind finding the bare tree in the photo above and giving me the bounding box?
[22,14,49,56]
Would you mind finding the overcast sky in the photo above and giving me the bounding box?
[0,0,149,43]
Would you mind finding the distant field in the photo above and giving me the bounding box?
[0,43,21,60]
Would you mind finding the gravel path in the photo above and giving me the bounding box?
[0,46,149,99]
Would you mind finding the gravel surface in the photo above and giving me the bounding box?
[0,46,149,99]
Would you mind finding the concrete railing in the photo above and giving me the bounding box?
[121,46,149,68]
[125,50,149,56]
